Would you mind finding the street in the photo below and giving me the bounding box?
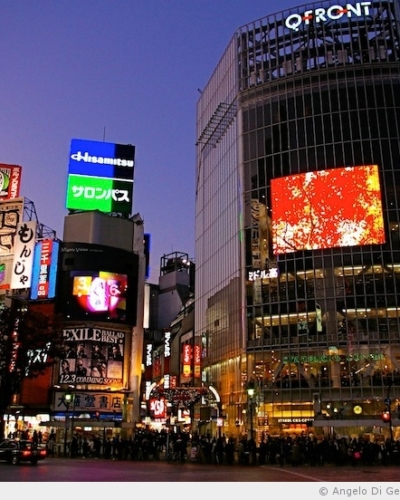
[1,457,400,483]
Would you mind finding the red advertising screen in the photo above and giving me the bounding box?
[271,165,385,254]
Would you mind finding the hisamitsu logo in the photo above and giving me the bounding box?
[285,1,372,31]
[71,150,134,168]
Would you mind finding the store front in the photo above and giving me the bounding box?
[3,412,51,442]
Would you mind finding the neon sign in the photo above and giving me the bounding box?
[164,331,171,358]
[283,352,384,364]
[285,2,371,31]
[248,268,279,281]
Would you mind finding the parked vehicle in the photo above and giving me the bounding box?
[0,439,46,465]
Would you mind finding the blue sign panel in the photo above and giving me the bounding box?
[30,240,60,300]
[68,139,135,180]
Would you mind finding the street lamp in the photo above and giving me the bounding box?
[68,384,77,456]
[63,391,73,457]
[247,379,255,440]
[382,381,394,442]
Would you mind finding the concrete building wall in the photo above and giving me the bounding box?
[63,211,134,252]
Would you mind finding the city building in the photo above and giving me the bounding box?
[0,171,60,438]
[0,138,148,452]
[50,210,144,439]
[143,252,203,430]
[195,0,400,440]
[40,138,146,449]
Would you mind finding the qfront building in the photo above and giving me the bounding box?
[195,0,400,440]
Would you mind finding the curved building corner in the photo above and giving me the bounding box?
[195,0,400,440]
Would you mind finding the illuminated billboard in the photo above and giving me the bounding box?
[65,138,135,214]
[71,270,128,317]
[10,220,37,290]
[0,198,24,256]
[0,164,22,200]
[30,239,60,300]
[59,326,125,386]
[56,242,138,324]
[271,165,385,254]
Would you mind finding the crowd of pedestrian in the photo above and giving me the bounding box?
[194,433,400,467]
[45,429,400,467]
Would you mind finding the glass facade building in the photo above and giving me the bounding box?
[195,0,400,438]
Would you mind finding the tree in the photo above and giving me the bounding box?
[0,302,65,438]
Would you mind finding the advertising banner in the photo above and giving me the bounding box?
[30,239,59,299]
[150,397,166,419]
[55,391,125,413]
[66,174,134,213]
[68,139,135,177]
[153,354,161,379]
[182,344,191,376]
[271,165,385,254]
[0,198,24,256]
[0,164,22,200]
[194,344,201,378]
[56,242,138,325]
[59,326,126,386]
[66,138,135,214]
[10,220,37,289]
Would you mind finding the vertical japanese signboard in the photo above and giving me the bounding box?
[30,239,60,299]
[194,344,201,378]
[182,344,191,376]
[11,220,37,290]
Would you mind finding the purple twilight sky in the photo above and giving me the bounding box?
[0,0,297,283]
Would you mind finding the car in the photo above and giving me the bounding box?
[0,439,47,465]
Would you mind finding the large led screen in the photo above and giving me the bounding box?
[56,242,138,324]
[271,165,385,254]
[72,271,128,318]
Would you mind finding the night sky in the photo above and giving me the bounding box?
[0,0,298,282]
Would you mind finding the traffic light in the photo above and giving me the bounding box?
[382,410,391,423]
[95,411,100,421]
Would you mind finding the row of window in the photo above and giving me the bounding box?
[243,79,400,130]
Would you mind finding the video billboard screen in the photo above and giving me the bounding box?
[56,242,138,324]
[66,138,135,214]
[271,165,385,254]
[71,271,128,317]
